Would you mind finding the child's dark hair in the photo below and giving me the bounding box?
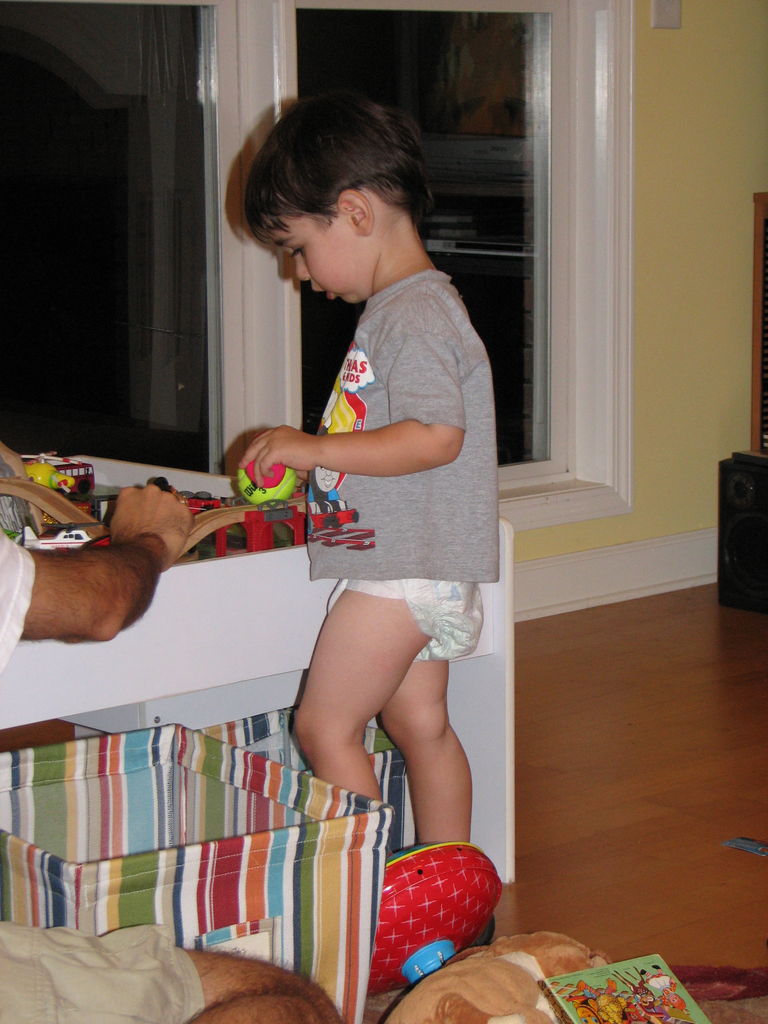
[245,91,433,241]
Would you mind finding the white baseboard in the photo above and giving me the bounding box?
[513,528,718,621]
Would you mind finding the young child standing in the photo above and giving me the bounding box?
[240,92,499,844]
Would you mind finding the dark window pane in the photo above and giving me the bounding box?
[0,3,217,470]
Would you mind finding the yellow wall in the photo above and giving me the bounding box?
[516,0,768,562]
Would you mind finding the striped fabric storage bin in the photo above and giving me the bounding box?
[0,725,392,1024]
[202,707,415,854]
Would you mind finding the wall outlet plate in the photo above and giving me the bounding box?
[651,0,681,29]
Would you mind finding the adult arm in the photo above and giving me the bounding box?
[22,485,192,643]
[186,951,343,1024]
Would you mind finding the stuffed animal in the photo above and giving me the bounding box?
[385,931,609,1024]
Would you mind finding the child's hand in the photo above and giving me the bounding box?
[239,426,319,485]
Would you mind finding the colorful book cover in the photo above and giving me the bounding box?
[540,954,711,1024]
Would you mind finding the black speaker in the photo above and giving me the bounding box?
[719,452,768,612]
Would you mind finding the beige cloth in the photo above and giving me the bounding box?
[0,921,205,1023]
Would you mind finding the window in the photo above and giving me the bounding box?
[296,9,550,471]
[0,0,632,530]
[0,1,223,470]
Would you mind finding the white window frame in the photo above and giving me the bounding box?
[514,0,633,529]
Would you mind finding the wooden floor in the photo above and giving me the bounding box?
[2,582,767,971]
[495,583,768,968]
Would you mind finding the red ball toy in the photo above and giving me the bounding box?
[254,462,289,490]
[368,842,502,994]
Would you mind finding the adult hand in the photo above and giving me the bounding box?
[110,485,193,569]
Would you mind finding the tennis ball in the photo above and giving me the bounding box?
[237,461,297,505]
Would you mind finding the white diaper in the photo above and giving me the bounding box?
[333,577,483,661]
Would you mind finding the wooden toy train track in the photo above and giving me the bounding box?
[0,441,306,560]
[180,500,306,556]
[0,476,101,527]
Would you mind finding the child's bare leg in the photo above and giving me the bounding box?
[380,660,471,843]
[293,589,431,800]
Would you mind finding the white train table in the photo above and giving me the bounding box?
[2,457,515,880]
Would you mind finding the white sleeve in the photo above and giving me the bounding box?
[0,533,35,674]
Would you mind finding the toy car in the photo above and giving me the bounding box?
[178,491,224,513]
[367,842,502,994]
[22,454,95,494]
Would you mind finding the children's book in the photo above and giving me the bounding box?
[540,954,711,1024]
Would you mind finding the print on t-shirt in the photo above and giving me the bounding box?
[308,344,376,549]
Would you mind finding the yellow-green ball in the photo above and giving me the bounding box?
[237,463,297,505]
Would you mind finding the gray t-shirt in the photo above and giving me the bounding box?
[306,270,499,583]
